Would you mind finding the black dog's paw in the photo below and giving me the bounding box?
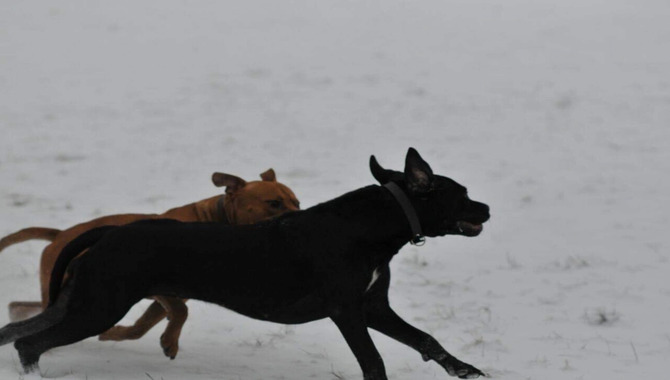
[15,341,41,375]
[445,362,487,379]
[363,368,388,380]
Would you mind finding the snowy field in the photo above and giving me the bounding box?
[1,1,669,379]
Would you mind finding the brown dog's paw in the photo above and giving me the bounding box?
[160,333,178,360]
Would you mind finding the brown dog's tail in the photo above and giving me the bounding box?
[47,225,117,307]
[0,227,61,253]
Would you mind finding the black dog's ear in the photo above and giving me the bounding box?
[404,147,434,193]
[370,155,393,184]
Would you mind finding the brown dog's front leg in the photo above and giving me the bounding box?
[155,296,188,360]
[98,300,167,341]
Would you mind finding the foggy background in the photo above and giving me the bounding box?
[1,1,669,379]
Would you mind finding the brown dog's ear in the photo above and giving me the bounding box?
[260,168,276,182]
[212,172,247,193]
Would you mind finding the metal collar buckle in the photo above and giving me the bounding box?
[411,235,426,246]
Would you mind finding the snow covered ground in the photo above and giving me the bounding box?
[1,0,669,379]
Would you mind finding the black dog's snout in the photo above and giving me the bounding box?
[481,203,490,219]
[471,201,490,224]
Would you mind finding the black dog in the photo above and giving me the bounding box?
[0,148,490,379]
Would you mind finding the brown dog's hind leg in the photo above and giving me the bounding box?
[8,301,43,322]
[155,296,188,360]
[98,300,167,341]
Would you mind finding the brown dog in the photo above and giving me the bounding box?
[0,169,299,358]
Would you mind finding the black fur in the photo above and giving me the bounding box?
[47,225,118,307]
[1,148,490,379]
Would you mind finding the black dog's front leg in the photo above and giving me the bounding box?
[331,306,387,380]
[366,303,486,379]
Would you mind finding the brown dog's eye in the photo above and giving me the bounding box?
[266,200,283,209]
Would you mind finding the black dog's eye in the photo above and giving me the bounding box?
[417,187,435,200]
[266,200,283,209]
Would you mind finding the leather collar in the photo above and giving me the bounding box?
[216,195,231,225]
[383,182,426,246]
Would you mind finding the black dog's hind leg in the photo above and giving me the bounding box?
[15,312,104,373]
[0,289,69,347]
[331,304,387,380]
[15,300,134,373]
[13,278,137,374]
[0,284,74,374]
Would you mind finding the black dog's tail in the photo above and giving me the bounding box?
[48,226,117,307]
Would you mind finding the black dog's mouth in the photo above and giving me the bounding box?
[456,221,483,237]
[439,220,485,237]
[435,202,489,238]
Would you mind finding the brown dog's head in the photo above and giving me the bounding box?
[212,169,300,225]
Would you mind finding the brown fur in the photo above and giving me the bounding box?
[1,169,299,358]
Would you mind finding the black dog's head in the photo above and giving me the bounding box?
[370,148,490,238]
